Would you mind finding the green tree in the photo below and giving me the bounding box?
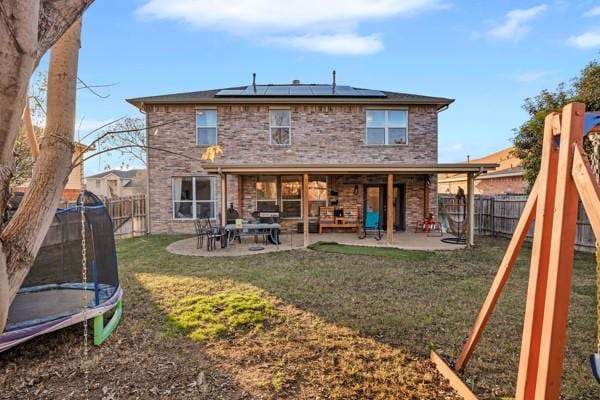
[513,61,600,190]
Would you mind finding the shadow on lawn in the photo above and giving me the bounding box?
[0,256,253,400]
[118,235,598,400]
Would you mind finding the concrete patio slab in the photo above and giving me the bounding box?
[166,231,465,257]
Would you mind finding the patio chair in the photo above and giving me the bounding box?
[226,203,242,244]
[205,218,227,251]
[193,219,210,249]
[358,211,382,240]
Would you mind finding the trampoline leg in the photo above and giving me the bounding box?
[93,299,123,346]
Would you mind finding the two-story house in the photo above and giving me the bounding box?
[127,78,495,246]
[86,168,147,199]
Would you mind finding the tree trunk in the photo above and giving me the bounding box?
[0,17,82,334]
[0,1,41,216]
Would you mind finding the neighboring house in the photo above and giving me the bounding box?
[86,169,147,199]
[127,79,496,244]
[15,142,89,201]
[438,147,526,195]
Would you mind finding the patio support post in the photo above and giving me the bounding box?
[467,172,475,247]
[237,175,243,216]
[303,173,309,247]
[221,173,227,225]
[387,174,394,244]
[423,176,429,218]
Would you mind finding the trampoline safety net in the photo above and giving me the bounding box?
[5,191,120,331]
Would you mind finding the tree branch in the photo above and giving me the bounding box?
[72,144,203,170]
[36,0,94,65]
[72,117,185,165]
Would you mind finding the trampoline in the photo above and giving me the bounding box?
[0,191,123,352]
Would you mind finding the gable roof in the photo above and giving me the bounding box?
[86,169,144,180]
[126,84,454,110]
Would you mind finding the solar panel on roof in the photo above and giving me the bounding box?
[265,87,290,95]
[214,84,387,97]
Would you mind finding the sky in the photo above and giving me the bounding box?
[36,0,600,176]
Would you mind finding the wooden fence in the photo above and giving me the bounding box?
[104,195,147,238]
[438,194,596,253]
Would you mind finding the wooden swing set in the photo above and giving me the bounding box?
[431,102,600,399]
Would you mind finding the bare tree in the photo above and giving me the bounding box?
[0,1,90,332]
[98,117,147,165]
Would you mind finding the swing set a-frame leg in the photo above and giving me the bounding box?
[454,178,538,371]
[441,103,600,400]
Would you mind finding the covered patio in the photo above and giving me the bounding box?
[167,230,468,257]
[204,162,496,249]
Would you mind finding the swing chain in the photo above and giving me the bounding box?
[80,179,89,398]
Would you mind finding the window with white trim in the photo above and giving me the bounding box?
[256,176,277,212]
[281,176,302,218]
[172,176,216,219]
[196,109,217,146]
[270,109,290,145]
[366,109,408,145]
[308,176,327,217]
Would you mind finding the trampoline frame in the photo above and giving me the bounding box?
[0,195,123,352]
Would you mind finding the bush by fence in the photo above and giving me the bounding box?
[438,194,596,253]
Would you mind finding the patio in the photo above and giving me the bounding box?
[166,231,464,257]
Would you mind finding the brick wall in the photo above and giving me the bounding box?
[146,103,439,234]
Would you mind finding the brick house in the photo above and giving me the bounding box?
[127,79,495,246]
[438,147,526,195]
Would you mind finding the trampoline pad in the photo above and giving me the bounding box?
[7,288,93,331]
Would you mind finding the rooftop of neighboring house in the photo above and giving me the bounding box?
[126,78,455,110]
[86,168,146,180]
[438,146,522,182]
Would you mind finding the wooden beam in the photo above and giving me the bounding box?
[221,174,227,225]
[532,103,584,400]
[572,143,600,239]
[303,173,309,247]
[455,179,539,371]
[466,173,475,247]
[516,113,560,399]
[431,352,479,400]
[387,174,394,244]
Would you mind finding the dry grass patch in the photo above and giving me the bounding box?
[135,273,460,399]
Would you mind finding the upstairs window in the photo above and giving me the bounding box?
[196,109,217,146]
[366,110,408,145]
[270,109,291,145]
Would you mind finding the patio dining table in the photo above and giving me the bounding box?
[223,223,281,248]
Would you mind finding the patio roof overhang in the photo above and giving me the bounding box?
[202,163,498,175]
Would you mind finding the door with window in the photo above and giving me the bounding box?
[364,184,405,231]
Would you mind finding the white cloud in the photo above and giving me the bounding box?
[567,31,600,48]
[137,0,448,55]
[266,33,383,56]
[585,5,600,17]
[486,5,547,41]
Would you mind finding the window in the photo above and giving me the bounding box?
[270,109,290,145]
[196,109,217,146]
[308,177,328,217]
[366,109,408,145]
[172,176,216,219]
[256,176,277,212]
[281,176,302,217]
[95,180,100,188]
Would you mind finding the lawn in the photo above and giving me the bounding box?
[0,235,596,399]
